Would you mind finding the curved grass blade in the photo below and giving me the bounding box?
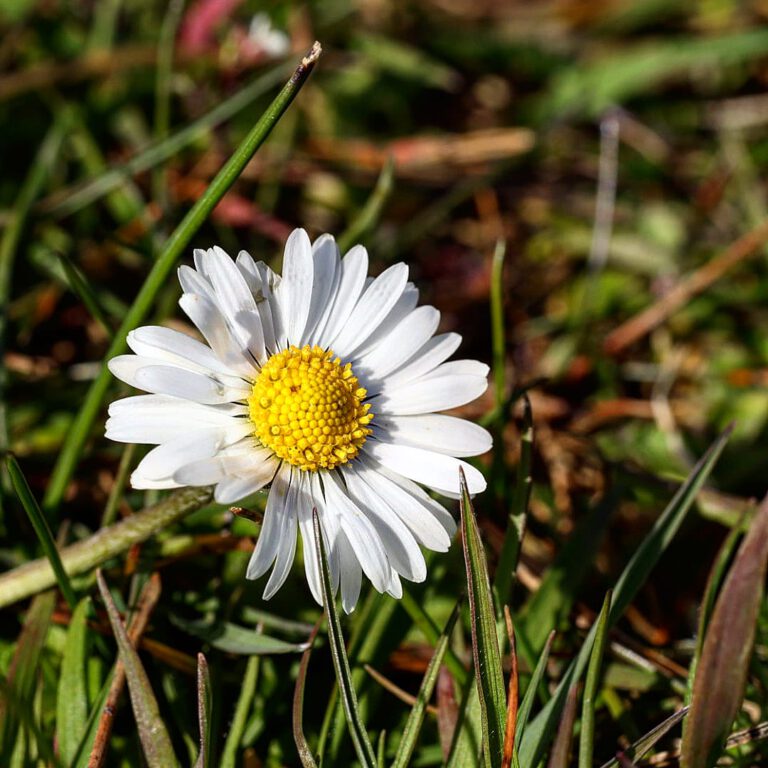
[681,491,768,767]
[56,597,91,766]
[96,571,178,768]
[597,707,688,768]
[501,607,519,768]
[578,591,612,768]
[546,684,579,768]
[460,468,507,768]
[519,425,731,766]
[515,629,555,751]
[193,653,212,768]
[313,508,377,768]
[43,43,322,515]
[54,251,114,339]
[6,454,77,610]
[391,603,460,768]
[293,620,321,768]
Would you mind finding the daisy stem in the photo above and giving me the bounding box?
[0,486,212,609]
[42,43,322,516]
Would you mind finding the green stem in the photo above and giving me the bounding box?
[219,655,260,768]
[0,486,212,608]
[490,239,506,413]
[43,43,322,514]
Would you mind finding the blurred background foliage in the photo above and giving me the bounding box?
[3,0,768,765]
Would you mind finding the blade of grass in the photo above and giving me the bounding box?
[514,630,556,751]
[313,508,377,768]
[490,239,506,413]
[460,467,507,768]
[681,491,768,768]
[0,485,211,608]
[578,591,612,768]
[519,425,731,766]
[54,251,114,339]
[400,587,468,686]
[96,570,178,768]
[43,43,322,515]
[446,672,483,768]
[219,655,260,768]
[391,603,461,768]
[56,597,91,766]
[337,156,395,253]
[597,707,688,768]
[170,615,308,654]
[546,685,579,768]
[494,395,531,608]
[293,620,322,768]
[6,454,77,609]
[193,653,212,768]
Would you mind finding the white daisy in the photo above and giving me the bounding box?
[106,229,491,611]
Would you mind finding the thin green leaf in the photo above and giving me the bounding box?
[171,615,307,655]
[337,155,395,253]
[293,621,321,768]
[519,426,731,766]
[579,591,612,768]
[96,570,178,768]
[681,491,768,767]
[43,43,322,515]
[54,251,114,339]
[6,454,77,610]
[494,394,531,607]
[515,630,555,751]
[490,239,507,413]
[56,597,91,765]
[446,678,483,768]
[313,508,377,768]
[391,603,461,768]
[546,685,579,768]
[220,655,260,768]
[460,468,507,768]
[193,653,212,768]
[597,707,688,768]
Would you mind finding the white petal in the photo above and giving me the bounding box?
[422,360,490,379]
[337,532,362,613]
[106,395,247,444]
[349,285,419,360]
[263,475,299,599]
[109,357,250,404]
[330,263,409,358]
[214,458,279,504]
[301,234,340,346]
[364,440,486,496]
[127,326,237,378]
[355,305,439,381]
[179,293,258,378]
[374,414,492,458]
[178,265,216,302]
[174,443,275,485]
[315,245,368,348]
[132,430,224,483]
[255,261,285,352]
[386,570,403,599]
[383,333,462,388]
[297,473,324,605]
[373,374,488,416]
[278,228,314,346]
[343,466,426,582]
[204,246,266,362]
[356,460,453,551]
[246,463,291,578]
[321,473,390,592]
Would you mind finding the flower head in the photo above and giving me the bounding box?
[106,230,491,611]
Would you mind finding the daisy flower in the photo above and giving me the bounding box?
[106,229,491,611]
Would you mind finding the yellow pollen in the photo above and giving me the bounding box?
[248,345,373,472]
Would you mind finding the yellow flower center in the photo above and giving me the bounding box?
[248,345,373,472]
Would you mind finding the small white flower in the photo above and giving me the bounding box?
[247,13,290,58]
[106,230,491,611]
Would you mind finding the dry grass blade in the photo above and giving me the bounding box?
[502,607,519,768]
[293,619,322,768]
[546,684,579,768]
[193,654,212,768]
[364,664,439,716]
[681,491,768,767]
[96,571,178,768]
